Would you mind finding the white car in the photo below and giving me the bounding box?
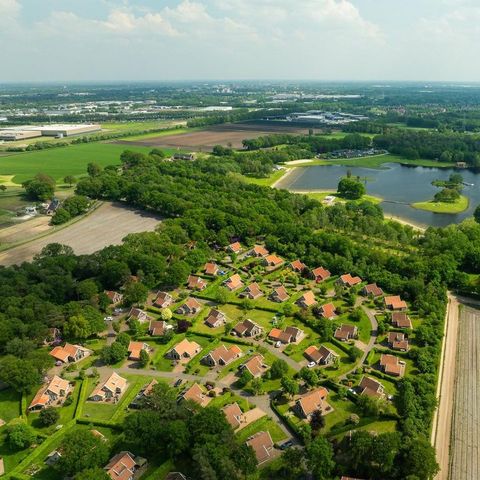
[307,361,316,368]
[274,341,282,348]
[104,316,113,322]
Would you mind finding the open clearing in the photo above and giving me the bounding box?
[0,202,160,266]
[117,123,311,151]
[449,303,480,480]
[0,143,153,184]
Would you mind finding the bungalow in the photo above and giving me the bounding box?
[380,354,405,377]
[242,282,263,300]
[128,341,151,361]
[128,307,149,323]
[129,379,158,408]
[202,344,242,367]
[89,373,127,402]
[104,451,139,480]
[104,290,123,305]
[222,402,244,429]
[304,345,337,365]
[319,302,337,319]
[204,309,227,328]
[312,266,331,283]
[391,312,412,329]
[290,259,307,273]
[232,319,262,337]
[29,376,71,411]
[49,343,89,364]
[270,285,290,303]
[362,283,384,297]
[388,332,409,351]
[176,297,202,315]
[240,354,268,378]
[227,242,242,254]
[166,338,202,360]
[204,262,219,276]
[153,291,173,308]
[294,387,329,419]
[149,320,169,336]
[296,291,317,308]
[334,324,358,342]
[249,245,269,257]
[268,326,304,344]
[224,273,244,291]
[359,376,385,398]
[384,295,407,311]
[337,273,362,288]
[263,254,284,268]
[246,431,274,465]
[180,383,210,407]
[187,275,207,291]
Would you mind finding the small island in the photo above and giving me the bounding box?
[412,173,470,213]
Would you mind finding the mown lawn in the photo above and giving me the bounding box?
[411,194,469,213]
[235,416,287,444]
[0,388,21,423]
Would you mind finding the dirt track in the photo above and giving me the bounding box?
[117,123,311,151]
[0,202,160,266]
[448,303,480,480]
[432,293,459,480]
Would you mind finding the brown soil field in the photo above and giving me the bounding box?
[0,202,160,266]
[116,123,312,151]
[448,304,480,480]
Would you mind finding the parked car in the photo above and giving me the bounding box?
[307,361,316,368]
[275,341,282,348]
[279,440,294,450]
[104,316,113,322]
[174,379,183,388]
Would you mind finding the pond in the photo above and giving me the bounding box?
[277,163,480,227]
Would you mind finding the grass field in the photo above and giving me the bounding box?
[411,195,469,213]
[0,143,154,184]
[301,191,383,205]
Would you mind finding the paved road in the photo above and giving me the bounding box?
[431,293,459,480]
[448,303,480,480]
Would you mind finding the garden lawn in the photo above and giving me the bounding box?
[235,416,287,444]
[411,195,469,213]
[0,388,21,423]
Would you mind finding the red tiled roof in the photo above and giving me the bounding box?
[320,303,336,319]
[312,266,331,281]
[363,283,383,297]
[339,273,362,287]
[385,295,407,310]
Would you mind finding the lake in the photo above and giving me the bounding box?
[277,163,480,227]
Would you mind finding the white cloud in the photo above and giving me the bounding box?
[0,0,20,27]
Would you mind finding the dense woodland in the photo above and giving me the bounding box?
[2,148,480,478]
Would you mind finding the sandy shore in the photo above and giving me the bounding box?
[271,167,298,188]
[384,214,426,231]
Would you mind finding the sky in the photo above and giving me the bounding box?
[1,0,480,82]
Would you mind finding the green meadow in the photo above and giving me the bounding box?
[0,143,154,184]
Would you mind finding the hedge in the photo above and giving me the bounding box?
[74,379,88,419]
[330,337,353,355]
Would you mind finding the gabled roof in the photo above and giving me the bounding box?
[246,431,274,464]
[233,319,261,336]
[244,282,262,298]
[391,312,412,329]
[187,275,207,290]
[105,290,122,301]
[359,376,384,397]
[222,402,243,429]
[380,354,403,376]
[181,297,201,311]
[206,344,242,364]
[296,387,328,417]
[171,338,201,357]
[264,254,284,266]
[242,354,266,376]
[339,273,362,287]
[312,266,331,280]
[225,273,243,290]
[290,259,306,271]
[385,295,407,310]
[149,320,167,336]
[334,323,357,340]
[297,290,317,307]
[154,291,172,307]
[363,283,383,297]
[128,307,148,320]
[128,341,149,360]
[251,245,269,257]
[205,309,226,327]
[304,345,335,363]
[271,285,290,301]
[320,302,336,319]
[182,383,208,406]
[105,451,137,480]
[228,242,242,253]
[204,262,219,275]
[49,343,85,362]
[29,375,70,409]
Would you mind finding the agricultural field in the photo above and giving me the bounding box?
[0,201,160,265]
[119,123,311,151]
[449,305,480,480]
[0,143,153,185]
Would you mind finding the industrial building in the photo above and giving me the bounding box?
[0,124,101,141]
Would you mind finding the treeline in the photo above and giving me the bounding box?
[373,129,480,165]
[186,108,284,128]
[242,132,371,153]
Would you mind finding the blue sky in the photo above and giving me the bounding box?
[1,0,479,82]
